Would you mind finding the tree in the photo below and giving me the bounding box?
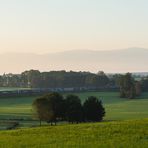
[32,97,54,126]
[65,95,83,123]
[135,81,141,96]
[83,96,105,122]
[118,73,136,99]
[44,92,65,124]
[32,92,65,125]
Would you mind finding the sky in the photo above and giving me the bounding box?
[0,0,148,54]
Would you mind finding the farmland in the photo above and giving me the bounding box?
[0,90,148,147]
[0,91,148,128]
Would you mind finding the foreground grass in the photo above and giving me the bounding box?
[0,119,148,148]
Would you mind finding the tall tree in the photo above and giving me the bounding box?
[32,97,54,126]
[135,81,141,96]
[118,73,136,99]
[32,92,65,125]
[65,95,83,123]
[83,96,105,122]
[45,92,65,124]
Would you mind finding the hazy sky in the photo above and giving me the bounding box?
[0,0,148,54]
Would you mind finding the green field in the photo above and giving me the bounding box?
[0,92,148,121]
[0,119,147,147]
[0,91,148,147]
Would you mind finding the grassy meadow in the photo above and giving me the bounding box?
[0,119,147,147]
[0,90,148,147]
[0,91,148,121]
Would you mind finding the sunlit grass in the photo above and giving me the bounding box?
[0,119,147,147]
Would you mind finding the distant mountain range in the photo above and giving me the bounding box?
[0,47,148,74]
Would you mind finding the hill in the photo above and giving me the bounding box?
[1,47,148,73]
[0,119,147,147]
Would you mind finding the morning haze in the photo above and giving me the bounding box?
[0,1,148,147]
[0,47,148,74]
[0,0,148,73]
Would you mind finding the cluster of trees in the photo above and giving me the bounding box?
[32,93,105,125]
[117,73,141,99]
[0,70,110,88]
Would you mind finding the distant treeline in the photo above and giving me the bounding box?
[0,70,115,90]
[0,70,148,92]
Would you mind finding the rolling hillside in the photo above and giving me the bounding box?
[0,119,147,147]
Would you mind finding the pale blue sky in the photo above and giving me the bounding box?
[0,0,148,53]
